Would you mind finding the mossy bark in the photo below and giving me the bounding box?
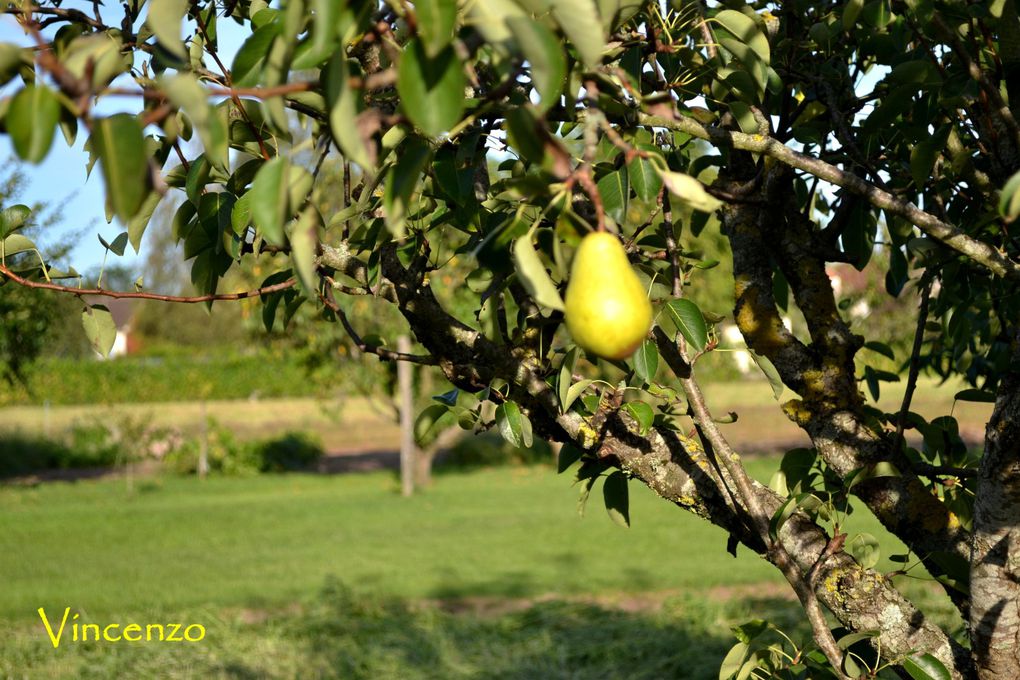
[971,338,1020,679]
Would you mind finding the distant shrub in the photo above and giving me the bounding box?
[164,420,260,476]
[0,432,76,477]
[3,352,341,406]
[164,421,323,475]
[440,433,552,470]
[254,432,323,472]
[0,416,180,478]
[67,422,121,468]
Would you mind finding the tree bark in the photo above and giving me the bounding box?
[971,337,1020,679]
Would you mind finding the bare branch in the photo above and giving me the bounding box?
[0,263,297,303]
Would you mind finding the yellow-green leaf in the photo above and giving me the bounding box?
[8,85,60,164]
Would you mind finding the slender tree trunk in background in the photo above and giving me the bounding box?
[415,427,463,488]
[414,446,432,488]
[971,335,1020,679]
[397,334,415,497]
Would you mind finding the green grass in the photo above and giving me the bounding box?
[2,586,799,680]
[0,463,963,678]
[0,466,790,620]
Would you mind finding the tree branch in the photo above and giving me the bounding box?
[0,263,297,303]
[636,112,1020,279]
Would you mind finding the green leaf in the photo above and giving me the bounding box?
[92,114,151,223]
[232,20,281,87]
[665,299,708,353]
[863,340,895,360]
[0,204,31,238]
[629,155,662,202]
[728,101,758,134]
[1,233,37,257]
[902,654,951,680]
[731,620,770,644]
[250,156,290,246]
[325,54,375,170]
[749,350,783,399]
[632,340,658,382]
[714,10,770,63]
[414,403,451,446]
[843,0,866,29]
[659,170,722,213]
[100,231,129,257]
[719,641,749,680]
[290,206,320,298]
[954,389,996,403]
[415,0,457,57]
[888,60,937,86]
[185,154,211,207]
[496,401,533,449]
[147,0,189,59]
[558,346,580,411]
[397,41,465,137]
[82,305,117,357]
[551,0,605,70]
[768,492,821,540]
[162,73,229,172]
[886,245,908,296]
[848,532,880,569]
[512,235,565,311]
[999,170,1020,222]
[383,139,432,238]
[8,85,61,163]
[910,126,950,188]
[603,470,630,527]
[557,443,583,473]
[128,192,162,253]
[292,0,338,68]
[623,401,654,435]
[506,18,566,113]
[596,167,629,225]
[564,379,594,412]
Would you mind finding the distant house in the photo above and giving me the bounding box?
[83,297,141,358]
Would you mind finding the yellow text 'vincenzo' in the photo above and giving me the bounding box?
[38,607,206,648]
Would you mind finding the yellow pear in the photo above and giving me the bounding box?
[565,232,653,360]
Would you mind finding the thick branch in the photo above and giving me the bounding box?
[971,335,1020,679]
[636,112,1020,279]
[718,166,973,614]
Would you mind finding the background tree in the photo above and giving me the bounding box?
[0,161,86,383]
[2,0,1020,677]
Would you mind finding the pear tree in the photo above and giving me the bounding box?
[3,0,1020,677]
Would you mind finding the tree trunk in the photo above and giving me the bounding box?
[971,336,1020,679]
[397,334,415,497]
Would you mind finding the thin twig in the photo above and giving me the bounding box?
[0,262,296,303]
[319,288,436,365]
[894,278,933,450]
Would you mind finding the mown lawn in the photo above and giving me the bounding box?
[0,463,963,678]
